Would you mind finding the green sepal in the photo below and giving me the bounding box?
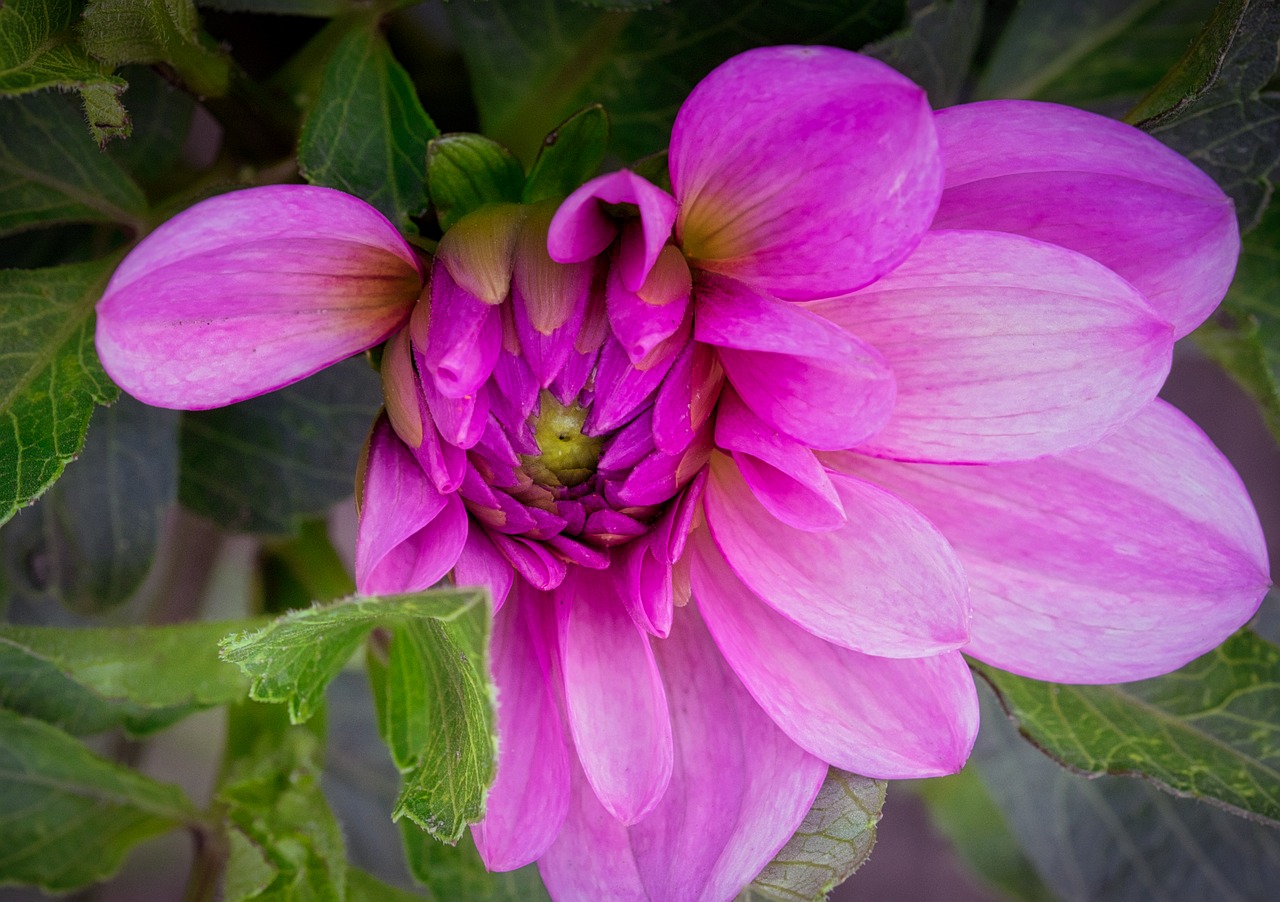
[428,133,527,232]
[522,104,610,204]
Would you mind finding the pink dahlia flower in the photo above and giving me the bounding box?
[95,45,1269,901]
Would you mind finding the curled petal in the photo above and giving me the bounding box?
[933,100,1239,338]
[672,46,941,299]
[705,455,969,657]
[811,230,1173,463]
[829,401,1271,683]
[695,274,894,450]
[606,246,691,365]
[421,263,502,399]
[97,185,421,409]
[691,529,978,779]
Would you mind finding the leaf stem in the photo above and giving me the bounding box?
[182,822,229,902]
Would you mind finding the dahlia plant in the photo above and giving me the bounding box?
[3,2,1279,901]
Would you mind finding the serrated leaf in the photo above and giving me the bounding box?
[447,0,906,162]
[0,619,253,736]
[0,90,147,237]
[1145,0,1280,231]
[978,0,1220,116]
[864,0,984,108]
[522,104,609,203]
[972,683,1280,902]
[0,708,198,892]
[298,22,438,231]
[913,767,1057,902]
[427,133,525,231]
[0,0,130,143]
[1,396,178,613]
[972,630,1280,827]
[79,0,229,97]
[0,258,121,528]
[741,770,885,902]
[178,357,381,535]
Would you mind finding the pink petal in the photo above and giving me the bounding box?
[606,247,691,365]
[558,568,673,825]
[828,400,1271,683]
[355,417,468,594]
[704,454,969,657]
[452,527,514,613]
[420,263,502,399]
[548,170,678,291]
[811,230,1173,463]
[490,533,568,591]
[617,539,674,638]
[472,587,570,871]
[97,186,421,409]
[690,529,979,778]
[933,100,1239,338]
[715,387,844,531]
[586,316,690,435]
[671,46,941,300]
[653,342,724,455]
[694,274,894,450]
[409,404,467,494]
[417,363,488,450]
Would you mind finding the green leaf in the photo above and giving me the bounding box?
[299,22,439,231]
[522,104,609,203]
[178,357,381,535]
[972,630,1280,827]
[0,258,121,528]
[218,700,347,901]
[0,0,130,144]
[1127,0,1249,125]
[972,683,1280,902]
[196,0,351,15]
[740,770,885,902]
[0,619,253,736]
[427,133,525,231]
[1144,0,1280,231]
[0,708,198,892]
[447,0,906,163]
[864,0,985,108]
[912,767,1057,902]
[399,824,549,900]
[1193,200,1280,443]
[221,588,495,844]
[0,90,148,237]
[107,65,197,188]
[1,396,178,612]
[978,0,1220,116]
[79,0,230,97]
[346,867,424,902]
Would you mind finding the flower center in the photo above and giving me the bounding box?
[523,391,603,488]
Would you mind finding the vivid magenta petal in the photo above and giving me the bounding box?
[96,186,421,409]
[704,455,970,658]
[829,401,1270,683]
[355,417,468,594]
[606,249,691,365]
[672,46,942,300]
[694,274,894,450]
[452,527,514,613]
[472,588,570,871]
[691,529,978,779]
[548,170,678,291]
[811,230,1174,463]
[558,569,673,825]
[421,263,502,399]
[933,100,1239,338]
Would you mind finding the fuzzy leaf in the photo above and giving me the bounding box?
[972,630,1280,827]
[427,133,525,231]
[742,770,885,902]
[298,22,438,231]
[0,259,120,528]
[178,357,381,536]
[0,620,253,736]
[0,708,197,892]
[79,0,229,97]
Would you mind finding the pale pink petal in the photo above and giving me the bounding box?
[356,417,468,594]
[97,186,421,409]
[472,588,570,871]
[548,170,678,290]
[672,46,941,300]
[933,100,1239,338]
[421,263,502,398]
[452,527,514,613]
[829,400,1270,683]
[694,274,894,450]
[811,230,1173,463]
[690,529,979,778]
[715,387,844,530]
[558,568,673,825]
[704,454,969,657]
[631,603,828,901]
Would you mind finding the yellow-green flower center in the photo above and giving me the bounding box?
[523,391,603,488]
